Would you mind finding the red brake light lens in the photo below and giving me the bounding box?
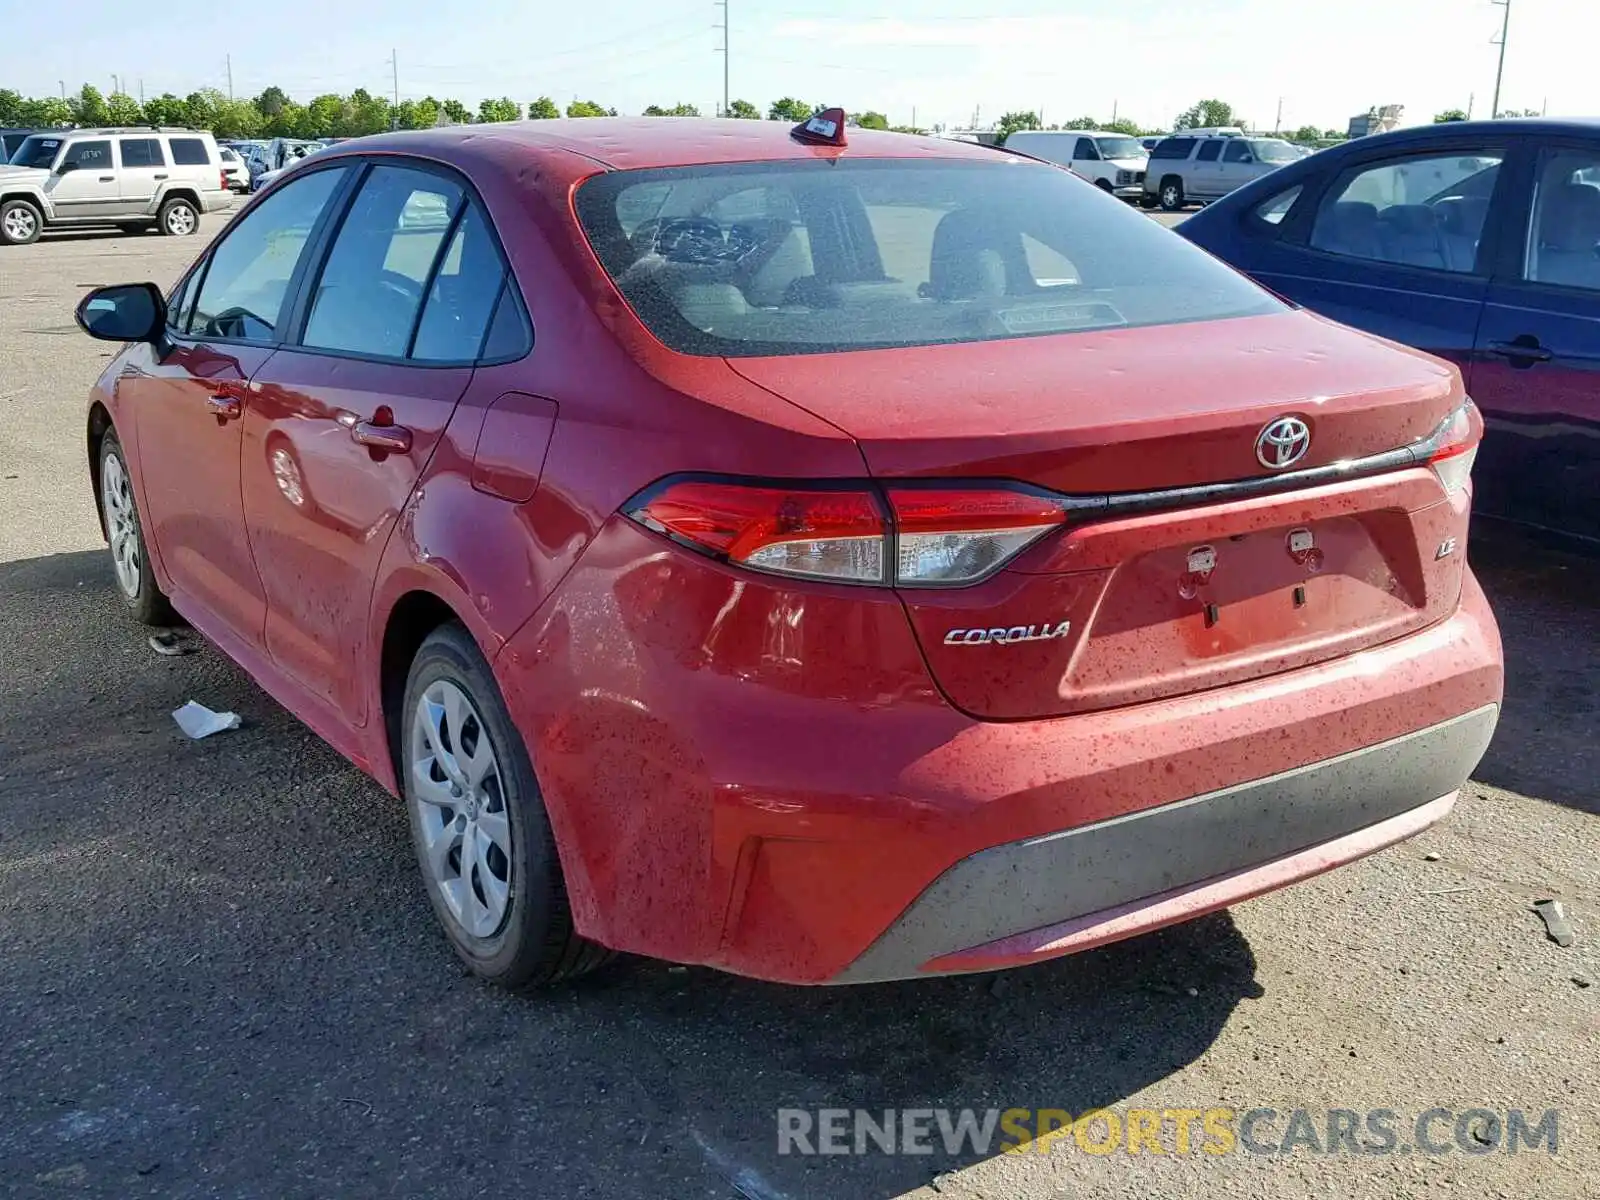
[626,479,1065,587]
[629,480,888,583]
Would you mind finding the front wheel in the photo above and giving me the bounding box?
[0,198,42,245]
[98,431,174,625]
[159,197,199,236]
[401,625,613,990]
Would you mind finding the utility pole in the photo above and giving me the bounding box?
[139,79,145,105]
[1467,91,1475,119]
[1275,97,1284,133]
[714,0,729,116]
[391,49,400,127]
[1490,0,1510,119]
[226,54,233,101]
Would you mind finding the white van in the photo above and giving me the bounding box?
[1002,130,1150,200]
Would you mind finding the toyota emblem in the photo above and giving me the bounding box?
[1255,416,1311,470]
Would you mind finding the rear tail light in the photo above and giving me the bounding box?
[1422,398,1482,497]
[888,487,1065,585]
[625,479,1065,587]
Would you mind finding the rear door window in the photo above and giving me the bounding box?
[1196,141,1223,163]
[1310,150,1503,272]
[118,138,165,168]
[410,203,520,362]
[302,165,464,358]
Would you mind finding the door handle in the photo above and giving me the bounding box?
[1486,337,1553,366]
[351,421,412,453]
[154,173,168,180]
[98,175,115,182]
[206,394,242,420]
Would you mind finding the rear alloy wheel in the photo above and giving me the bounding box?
[1,199,42,245]
[401,625,612,989]
[98,431,174,625]
[1159,178,1185,212]
[159,197,199,236]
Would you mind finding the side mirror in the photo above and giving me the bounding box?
[75,283,166,343]
[54,160,76,175]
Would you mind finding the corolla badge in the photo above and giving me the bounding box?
[1255,415,1311,470]
[943,621,1071,646]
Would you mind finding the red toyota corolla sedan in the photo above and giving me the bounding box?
[74,115,1503,989]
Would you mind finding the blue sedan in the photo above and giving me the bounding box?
[1179,119,1600,549]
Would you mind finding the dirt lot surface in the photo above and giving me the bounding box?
[0,217,1594,1200]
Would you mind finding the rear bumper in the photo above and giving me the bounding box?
[835,708,1493,981]
[497,520,1502,985]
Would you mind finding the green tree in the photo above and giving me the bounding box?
[441,98,471,125]
[1291,124,1323,142]
[767,97,812,121]
[303,94,345,136]
[643,102,699,117]
[477,97,521,123]
[1102,117,1142,136]
[889,124,926,135]
[396,97,439,129]
[527,96,560,120]
[0,89,23,126]
[1434,109,1468,123]
[255,86,289,119]
[1174,99,1237,130]
[142,93,186,126]
[183,90,217,131]
[1322,128,1346,140]
[566,99,614,118]
[995,110,1042,144]
[853,111,889,130]
[212,99,264,139]
[18,96,72,127]
[346,88,393,135]
[1060,116,1099,130]
[265,100,305,138]
[72,84,110,127]
[725,98,760,119]
[106,92,144,125]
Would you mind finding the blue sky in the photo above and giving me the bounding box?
[5,0,1595,131]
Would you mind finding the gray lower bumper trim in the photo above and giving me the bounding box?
[836,705,1499,983]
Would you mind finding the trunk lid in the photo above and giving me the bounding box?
[728,310,1470,720]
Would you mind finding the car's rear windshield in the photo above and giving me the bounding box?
[575,158,1280,357]
[10,135,62,168]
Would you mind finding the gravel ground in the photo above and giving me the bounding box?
[0,217,1594,1200]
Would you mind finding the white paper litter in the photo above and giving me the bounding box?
[172,701,243,739]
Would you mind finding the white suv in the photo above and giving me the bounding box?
[1002,130,1150,200]
[0,127,230,245]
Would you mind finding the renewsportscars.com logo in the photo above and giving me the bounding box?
[776,1107,1561,1157]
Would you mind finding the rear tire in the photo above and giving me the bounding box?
[1,198,43,245]
[401,624,613,990]
[98,430,175,626]
[1159,177,1185,212]
[158,197,199,236]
